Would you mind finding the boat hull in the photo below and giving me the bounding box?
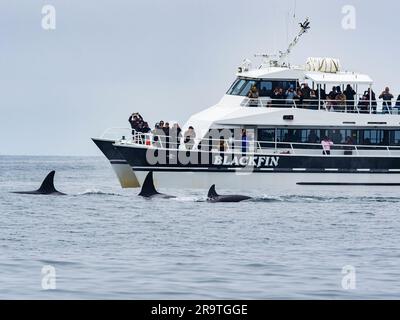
[112,144,400,189]
[132,170,400,190]
[92,138,140,188]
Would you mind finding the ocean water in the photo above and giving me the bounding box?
[1,155,400,299]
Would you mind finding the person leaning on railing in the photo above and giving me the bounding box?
[152,123,162,147]
[379,87,394,114]
[321,136,334,155]
[184,126,196,150]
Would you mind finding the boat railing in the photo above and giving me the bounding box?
[100,127,133,141]
[241,98,400,115]
[116,130,400,157]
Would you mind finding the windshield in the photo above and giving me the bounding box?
[227,78,297,97]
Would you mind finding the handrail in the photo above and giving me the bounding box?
[117,130,400,158]
[100,128,400,154]
[241,97,400,114]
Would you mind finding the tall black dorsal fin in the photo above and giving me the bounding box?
[207,185,219,198]
[139,171,160,197]
[37,171,58,194]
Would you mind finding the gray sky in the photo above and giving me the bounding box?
[1,0,399,155]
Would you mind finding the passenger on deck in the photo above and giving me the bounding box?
[141,122,151,134]
[140,122,151,145]
[326,90,337,111]
[301,83,311,108]
[219,139,228,152]
[367,89,377,112]
[344,84,356,111]
[301,83,311,99]
[271,88,283,106]
[152,123,162,147]
[247,85,259,99]
[247,85,259,107]
[335,91,346,110]
[321,136,334,155]
[316,87,327,100]
[344,136,355,155]
[163,122,170,136]
[172,123,182,149]
[294,89,303,108]
[310,90,318,109]
[128,113,144,134]
[379,87,394,113]
[285,85,297,105]
[162,122,170,148]
[328,86,338,99]
[241,129,248,154]
[184,126,196,150]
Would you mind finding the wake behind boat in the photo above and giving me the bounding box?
[93,19,400,190]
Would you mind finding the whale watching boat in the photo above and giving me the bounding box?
[93,19,400,189]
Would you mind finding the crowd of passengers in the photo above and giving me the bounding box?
[247,83,400,113]
[128,112,197,149]
[128,113,251,152]
[128,113,386,156]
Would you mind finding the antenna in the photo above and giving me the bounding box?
[279,17,310,61]
[255,17,310,68]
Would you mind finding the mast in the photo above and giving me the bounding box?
[255,17,310,68]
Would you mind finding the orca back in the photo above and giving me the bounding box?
[12,171,65,195]
[207,185,219,199]
[37,171,58,194]
[139,172,160,197]
[207,184,252,203]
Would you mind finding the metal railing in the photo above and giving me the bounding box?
[241,97,400,115]
[105,128,400,158]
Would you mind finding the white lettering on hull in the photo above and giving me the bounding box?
[213,156,280,168]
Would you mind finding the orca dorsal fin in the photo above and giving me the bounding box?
[207,185,219,198]
[37,171,58,194]
[139,171,160,197]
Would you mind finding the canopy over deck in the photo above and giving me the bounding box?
[305,72,373,85]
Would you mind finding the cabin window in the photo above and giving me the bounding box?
[227,78,241,94]
[258,129,275,148]
[389,131,400,145]
[239,80,257,96]
[361,130,384,145]
[228,79,247,95]
[255,128,399,147]
[259,81,273,97]
[227,78,297,97]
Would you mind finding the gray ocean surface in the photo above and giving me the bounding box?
[1,155,400,299]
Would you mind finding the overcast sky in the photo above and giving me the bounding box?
[1,0,399,155]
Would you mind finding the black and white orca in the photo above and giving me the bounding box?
[138,172,175,199]
[12,171,66,195]
[207,185,252,203]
